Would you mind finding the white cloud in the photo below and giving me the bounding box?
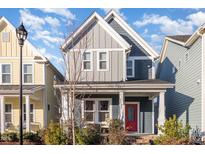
[101,8,127,20]
[45,16,60,28]
[32,30,64,45]
[39,48,64,65]
[187,11,205,26]
[39,8,75,20]
[150,34,162,43]
[133,14,194,35]
[20,9,45,31]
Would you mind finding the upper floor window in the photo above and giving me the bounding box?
[23,64,33,84]
[1,64,11,84]
[127,60,134,77]
[98,51,108,71]
[2,32,10,42]
[82,52,92,71]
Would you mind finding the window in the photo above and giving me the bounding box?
[23,64,33,83]
[98,100,109,122]
[98,51,108,71]
[82,52,92,71]
[5,104,12,123]
[1,64,11,83]
[83,99,110,123]
[127,60,134,77]
[2,32,10,42]
[23,104,34,123]
[84,100,95,122]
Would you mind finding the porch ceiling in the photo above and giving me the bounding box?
[0,85,45,95]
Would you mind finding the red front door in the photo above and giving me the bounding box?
[125,104,138,132]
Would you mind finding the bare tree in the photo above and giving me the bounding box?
[60,29,94,145]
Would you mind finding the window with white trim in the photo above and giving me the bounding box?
[98,100,109,122]
[84,100,95,122]
[127,60,134,77]
[82,52,92,71]
[5,104,12,123]
[98,51,108,71]
[1,64,11,84]
[2,32,10,42]
[83,99,110,123]
[23,104,34,123]
[23,64,33,83]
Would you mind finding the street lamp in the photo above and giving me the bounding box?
[16,23,28,145]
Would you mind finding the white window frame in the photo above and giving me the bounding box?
[83,100,95,123]
[23,63,34,84]
[82,51,93,71]
[2,32,10,42]
[82,98,112,125]
[126,59,134,78]
[0,63,12,85]
[23,103,35,123]
[5,103,12,124]
[97,51,109,71]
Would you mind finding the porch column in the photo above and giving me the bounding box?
[158,91,166,134]
[61,92,68,122]
[0,96,5,133]
[26,95,30,132]
[119,91,125,123]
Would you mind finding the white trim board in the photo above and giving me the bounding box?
[62,12,131,51]
[104,10,159,58]
[202,34,205,132]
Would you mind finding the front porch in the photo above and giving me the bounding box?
[0,85,45,133]
[57,79,174,135]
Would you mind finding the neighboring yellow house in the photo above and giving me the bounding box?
[0,16,64,133]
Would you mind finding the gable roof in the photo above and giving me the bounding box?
[167,35,191,43]
[0,16,47,61]
[104,10,159,58]
[160,24,205,63]
[0,16,64,78]
[62,11,131,51]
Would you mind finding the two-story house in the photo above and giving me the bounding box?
[158,24,205,133]
[55,10,174,134]
[0,16,64,133]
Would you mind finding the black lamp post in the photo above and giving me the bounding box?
[16,23,28,145]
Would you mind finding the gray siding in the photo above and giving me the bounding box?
[159,38,202,129]
[68,22,121,49]
[108,18,150,56]
[127,59,152,80]
[108,18,153,80]
[68,50,124,82]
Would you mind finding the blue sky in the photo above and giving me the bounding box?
[1,8,205,74]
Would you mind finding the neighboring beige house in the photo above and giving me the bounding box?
[0,16,64,133]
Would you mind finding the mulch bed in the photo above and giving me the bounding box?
[0,141,43,145]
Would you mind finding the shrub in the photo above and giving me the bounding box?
[43,122,67,145]
[154,115,191,145]
[23,132,41,143]
[107,119,127,145]
[190,126,203,145]
[1,132,19,142]
[76,124,101,145]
